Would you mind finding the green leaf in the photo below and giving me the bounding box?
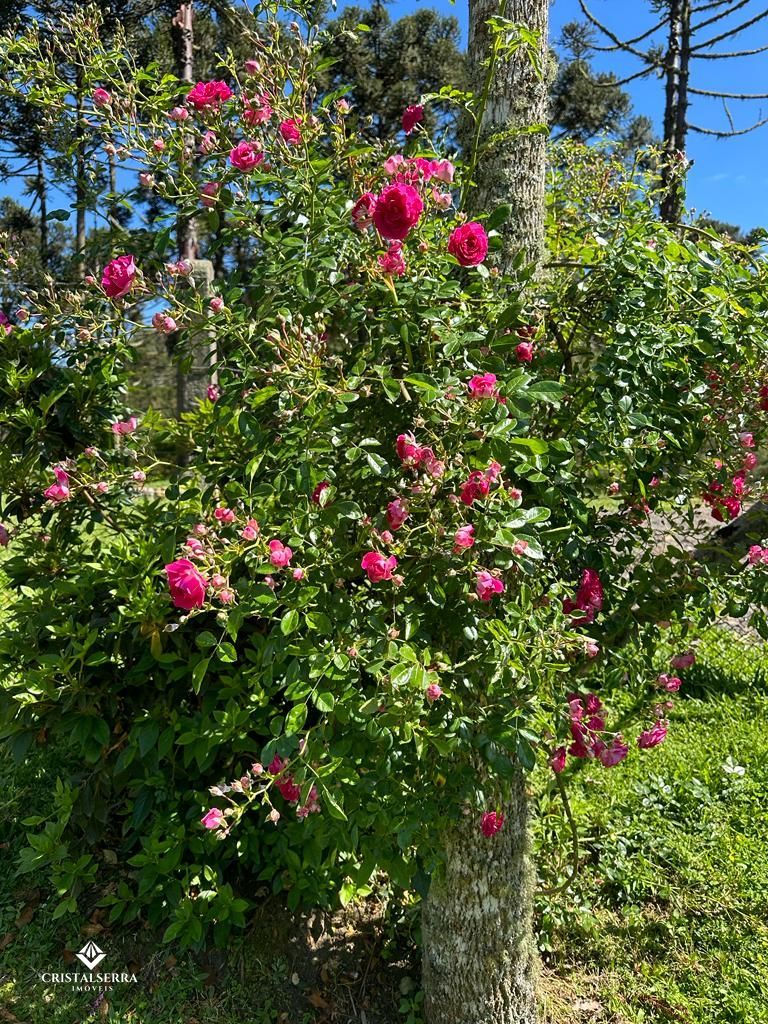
[320,786,348,821]
[281,609,300,635]
[485,203,511,231]
[314,691,335,713]
[192,658,210,694]
[285,703,308,735]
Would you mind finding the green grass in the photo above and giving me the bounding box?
[1,627,767,1023]
[537,628,768,1024]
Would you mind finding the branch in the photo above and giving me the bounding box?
[693,0,736,9]
[693,42,768,57]
[591,65,659,88]
[537,771,581,898]
[692,7,768,50]
[578,0,657,62]
[693,0,751,32]
[689,86,768,99]
[688,114,768,136]
[591,15,666,51]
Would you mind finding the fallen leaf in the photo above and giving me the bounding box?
[308,991,330,1009]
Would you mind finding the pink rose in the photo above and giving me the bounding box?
[453,524,475,552]
[434,159,455,184]
[515,341,534,362]
[448,222,488,267]
[44,466,71,503]
[739,432,755,449]
[311,481,330,505]
[383,154,405,176]
[480,810,504,837]
[186,80,233,111]
[396,432,421,464]
[459,462,502,506]
[372,183,423,241]
[431,189,453,210]
[743,452,758,470]
[476,570,504,602]
[657,673,682,691]
[101,254,137,299]
[165,558,208,610]
[209,297,225,314]
[207,383,220,401]
[201,807,224,829]
[229,140,264,172]
[219,589,235,604]
[361,551,398,582]
[241,518,260,540]
[550,747,567,773]
[243,94,272,126]
[200,182,220,208]
[468,373,498,400]
[402,103,424,134]
[352,192,376,230]
[269,539,293,567]
[169,106,189,122]
[111,416,138,435]
[598,738,629,767]
[512,540,528,556]
[199,130,218,155]
[671,651,695,670]
[152,312,177,334]
[139,172,154,188]
[425,683,442,703]
[279,118,302,144]
[92,88,112,107]
[378,243,406,277]
[214,506,235,523]
[292,567,305,581]
[244,59,260,75]
[638,720,668,749]
[386,498,409,530]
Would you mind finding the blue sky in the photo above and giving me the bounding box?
[384,0,768,231]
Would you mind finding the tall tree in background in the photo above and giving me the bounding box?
[421,3,549,1021]
[579,0,768,221]
[320,0,466,141]
[551,22,655,153]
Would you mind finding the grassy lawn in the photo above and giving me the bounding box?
[1,628,767,1023]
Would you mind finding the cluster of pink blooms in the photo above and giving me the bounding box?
[267,755,321,819]
[747,544,768,565]
[111,416,138,435]
[550,693,628,773]
[459,461,502,506]
[396,432,445,479]
[563,569,603,625]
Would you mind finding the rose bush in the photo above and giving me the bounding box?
[0,5,767,947]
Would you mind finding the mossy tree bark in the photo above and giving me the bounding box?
[421,2,549,1022]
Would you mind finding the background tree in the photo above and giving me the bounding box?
[578,0,768,220]
[319,0,467,141]
[550,22,656,154]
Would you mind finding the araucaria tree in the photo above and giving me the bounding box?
[1,3,768,1023]
[579,0,768,221]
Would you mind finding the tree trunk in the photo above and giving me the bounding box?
[75,70,86,281]
[660,0,691,223]
[466,0,550,269]
[422,772,537,1023]
[36,150,48,271]
[422,3,549,1022]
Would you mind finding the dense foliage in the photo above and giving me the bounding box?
[1,2,767,946]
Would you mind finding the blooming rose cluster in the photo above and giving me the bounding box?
[563,569,603,625]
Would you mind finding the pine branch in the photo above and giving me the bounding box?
[692,0,736,9]
[688,114,768,136]
[693,42,768,58]
[577,0,657,63]
[692,7,768,50]
[689,86,768,99]
[693,0,751,33]
[590,15,666,52]
[591,65,660,88]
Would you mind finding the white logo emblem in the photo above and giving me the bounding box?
[75,941,107,970]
